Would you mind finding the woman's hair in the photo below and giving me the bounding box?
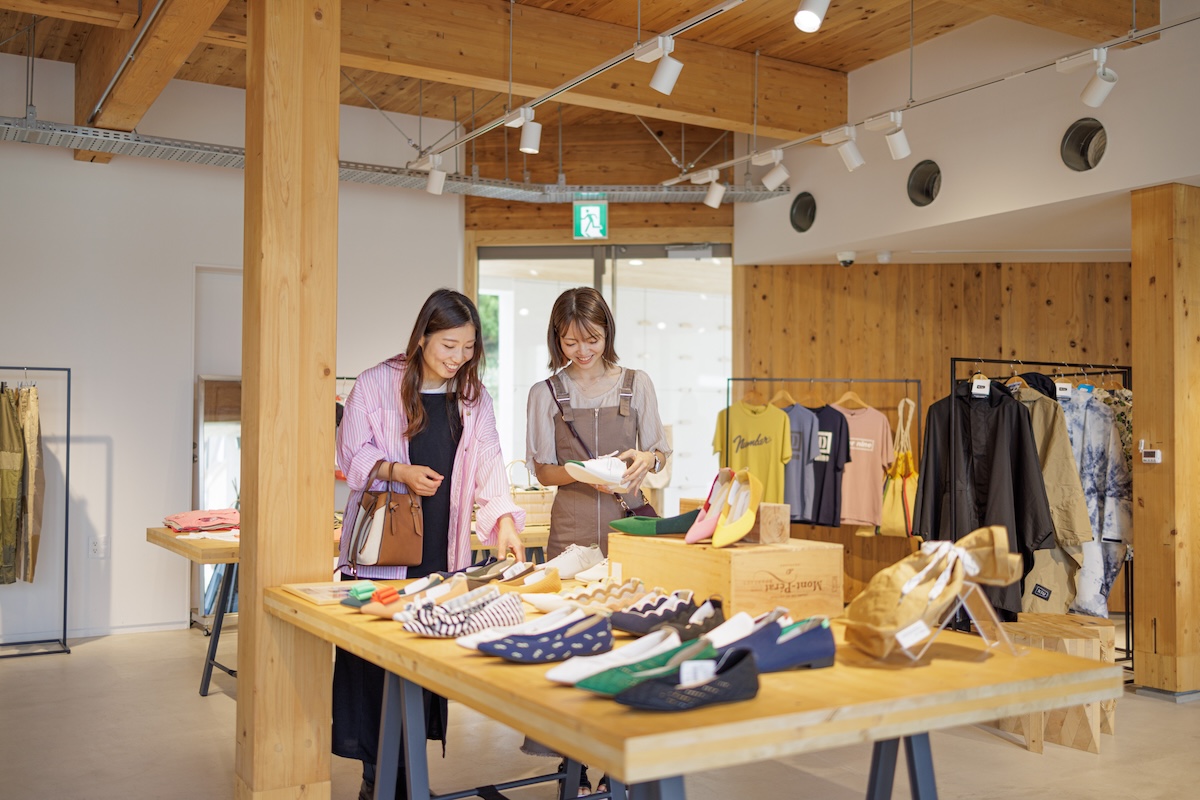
[546,287,619,371]
[402,289,484,439]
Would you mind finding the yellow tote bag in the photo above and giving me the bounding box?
[879,398,918,537]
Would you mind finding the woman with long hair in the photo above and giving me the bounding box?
[335,288,525,800]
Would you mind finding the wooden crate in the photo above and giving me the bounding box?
[607,532,844,620]
[1019,612,1118,735]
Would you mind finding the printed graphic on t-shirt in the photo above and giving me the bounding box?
[815,430,833,462]
[733,433,772,453]
[850,437,876,452]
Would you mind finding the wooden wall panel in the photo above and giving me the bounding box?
[464,119,734,234]
[736,261,1133,601]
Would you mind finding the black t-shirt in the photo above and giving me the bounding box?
[801,405,851,527]
[406,392,459,577]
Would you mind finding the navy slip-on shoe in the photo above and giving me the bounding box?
[754,618,837,673]
[657,597,726,641]
[612,648,760,711]
[611,592,696,636]
[478,613,613,663]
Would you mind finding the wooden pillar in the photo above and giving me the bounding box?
[235,0,340,797]
[1130,183,1200,694]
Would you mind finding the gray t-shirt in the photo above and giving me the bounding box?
[781,404,821,521]
[526,368,671,471]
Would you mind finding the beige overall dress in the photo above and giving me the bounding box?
[546,368,648,559]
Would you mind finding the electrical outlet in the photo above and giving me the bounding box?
[88,536,108,558]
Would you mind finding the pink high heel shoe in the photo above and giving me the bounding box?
[684,468,735,544]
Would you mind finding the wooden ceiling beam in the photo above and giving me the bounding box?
[200,0,846,140]
[0,0,139,29]
[72,0,228,162]
[943,0,1158,41]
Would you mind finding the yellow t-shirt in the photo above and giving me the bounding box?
[712,402,792,504]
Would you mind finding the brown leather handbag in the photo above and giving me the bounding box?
[348,462,423,569]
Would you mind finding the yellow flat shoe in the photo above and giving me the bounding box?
[712,470,763,548]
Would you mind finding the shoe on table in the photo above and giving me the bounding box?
[478,613,613,663]
[456,606,585,650]
[611,591,696,636]
[565,453,630,491]
[573,558,609,583]
[658,597,726,641]
[609,508,701,536]
[498,566,562,595]
[612,648,760,711]
[545,627,682,685]
[575,637,717,696]
[712,469,764,548]
[543,543,605,579]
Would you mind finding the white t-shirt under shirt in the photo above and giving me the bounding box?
[831,404,894,527]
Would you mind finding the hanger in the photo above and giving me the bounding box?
[742,379,766,406]
[969,360,989,382]
[1004,360,1025,389]
[770,387,798,408]
[834,380,869,410]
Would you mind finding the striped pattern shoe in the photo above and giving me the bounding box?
[477,614,613,663]
[401,591,525,638]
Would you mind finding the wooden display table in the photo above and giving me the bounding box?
[146,526,339,696]
[264,583,1122,800]
[470,523,550,564]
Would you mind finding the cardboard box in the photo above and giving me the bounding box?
[607,533,844,620]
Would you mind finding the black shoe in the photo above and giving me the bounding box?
[612,648,759,711]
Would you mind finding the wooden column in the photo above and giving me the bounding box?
[1131,183,1200,694]
[235,1,340,797]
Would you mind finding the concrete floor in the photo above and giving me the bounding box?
[1,625,1198,800]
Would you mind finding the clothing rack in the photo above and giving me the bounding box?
[948,357,1134,667]
[725,376,923,466]
[0,365,71,658]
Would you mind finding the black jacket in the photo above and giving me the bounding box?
[913,381,1055,615]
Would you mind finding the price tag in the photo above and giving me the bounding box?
[679,659,717,686]
[971,378,990,397]
[895,619,933,651]
[1055,381,1074,398]
[501,561,529,580]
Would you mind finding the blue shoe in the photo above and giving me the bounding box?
[478,613,613,663]
[751,618,836,673]
[611,591,695,636]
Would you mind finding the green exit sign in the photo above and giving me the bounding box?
[573,200,608,240]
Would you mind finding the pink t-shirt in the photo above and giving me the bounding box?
[831,405,894,527]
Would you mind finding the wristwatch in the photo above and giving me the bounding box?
[652,452,662,473]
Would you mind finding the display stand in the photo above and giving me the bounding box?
[0,365,71,658]
[894,582,1021,663]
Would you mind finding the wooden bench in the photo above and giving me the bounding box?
[989,614,1117,753]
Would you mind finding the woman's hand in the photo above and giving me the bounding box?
[617,449,655,496]
[495,515,526,562]
[396,464,444,496]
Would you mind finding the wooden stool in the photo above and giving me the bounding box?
[989,618,1105,754]
[1019,612,1117,735]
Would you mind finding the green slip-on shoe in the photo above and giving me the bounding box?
[609,508,701,536]
[575,637,717,696]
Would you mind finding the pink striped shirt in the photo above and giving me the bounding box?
[336,355,525,578]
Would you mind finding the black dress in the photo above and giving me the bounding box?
[332,392,459,791]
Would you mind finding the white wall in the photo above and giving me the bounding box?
[0,54,463,641]
[735,2,1200,265]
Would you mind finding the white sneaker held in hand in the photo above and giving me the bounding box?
[564,452,630,491]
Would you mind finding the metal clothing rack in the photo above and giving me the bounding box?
[948,357,1134,666]
[0,365,71,658]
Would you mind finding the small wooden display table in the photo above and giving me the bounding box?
[470,523,550,564]
[264,583,1122,800]
[146,526,340,696]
